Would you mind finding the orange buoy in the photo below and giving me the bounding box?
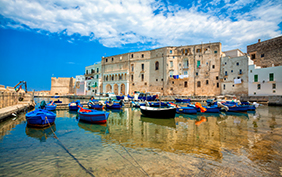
[195,102,207,113]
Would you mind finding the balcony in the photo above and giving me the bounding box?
[183,66,189,70]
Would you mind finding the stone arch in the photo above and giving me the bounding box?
[114,84,118,95]
[106,84,112,93]
[121,83,125,95]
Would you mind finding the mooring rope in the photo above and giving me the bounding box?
[45,117,95,177]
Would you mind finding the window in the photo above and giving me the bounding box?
[250,70,252,73]
[206,62,208,65]
[273,83,276,89]
[97,68,99,73]
[131,54,134,58]
[184,71,188,75]
[131,75,134,82]
[197,81,201,87]
[216,76,218,80]
[212,65,215,69]
[91,69,94,73]
[236,62,239,66]
[214,51,217,54]
[254,92,256,95]
[106,58,108,62]
[239,69,242,74]
[206,80,209,85]
[145,82,147,85]
[170,50,172,54]
[273,90,276,93]
[225,71,228,76]
[141,64,144,71]
[217,82,219,88]
[196,49,201,53]
[231,70,233,73]
[161,88,163,90]
[196,72,198,76]
[86,70,88,74]
[254,75,258,82]
[155,61,159,70]
[172,81,174,84]
[119,75,122,80]
[269,73,274,81]
[184,81,188,87]
[257,84,261,90]
[170,61,173,67]
[161,79,163,81]
[197,60,201,67]
[261,54,264,58]
[156,79,158,81]
[141,74,144,81]
[112,58,114,61]
[223,84,225,90]
[251,54,256,59]
[173,56,175,59]
[132,83,134,86]
[141,54,144,58]
[170,88,173,90]
[96,75,99,79]
[224,78,226,80]
[232,85,234,87]
[112,76,114,80]
[131,64,134,72]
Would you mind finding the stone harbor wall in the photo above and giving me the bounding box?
[0,85,25,109]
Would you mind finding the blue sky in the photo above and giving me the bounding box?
[0,0,281,91]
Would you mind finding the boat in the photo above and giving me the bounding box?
[78,107,110,124]
[105,101,123,109]
[69,100,81,111]
[25,124,56,142]
[50,100,62,104]
[221,102,249,112]
[189,105,221,113]
[45,103,57,111]
[149,102,168,107]
[140,106,176,118]
[116,95,124,100]
[26,109,56,127]
[131,101,146,108]
[88,101,104,110]
[51,96,60,98]
[175,98,191,103]
[137,92,157,101]
[176,107,197,114]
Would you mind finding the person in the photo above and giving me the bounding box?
[40,100,46,109]
[89,96,95,105]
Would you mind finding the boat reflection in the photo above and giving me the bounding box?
[140,116,176,128]
[78,121,108,134]
[25,125,56,142]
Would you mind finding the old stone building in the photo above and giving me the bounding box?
[221,49,254,96]
[247,36,282,67]
[50,77,75,95]
[101,42,222,96]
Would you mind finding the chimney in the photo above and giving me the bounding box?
[258,39,261,43]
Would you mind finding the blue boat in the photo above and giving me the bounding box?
[116,96,124,100]
[149,102,168,107]
[175,98,191,103]
[45,103,57,111]
[69,100,81,111]
[132,101,146,108]
[88,102,104,110]
[191,105,221,113]
[176,107,197,114]
[105,101,123,109]
[127,94,134,99]
[26,109,56,127]
[223,104,249,112]
[51,96,60,98]
[50,100,62,103]
[78,108,110,124]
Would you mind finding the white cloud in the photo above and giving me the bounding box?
[0,0,281,51]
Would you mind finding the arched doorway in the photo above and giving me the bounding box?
[120,84,125,95]
[106,84,112,93]
[114,84,118,95]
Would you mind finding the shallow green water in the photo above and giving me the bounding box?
[0,104,282,176]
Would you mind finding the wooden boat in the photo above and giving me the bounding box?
[175,98,191,103]
[222,103,249,112]
[191,105,221,113]
[88,102,104,110]
[45,103,57,111]
[140,106,176,118]
[105,101,123,109]
[78,107,110,124]
[69,100,81,111]
[26,109,56,127]
[176,107,197,114]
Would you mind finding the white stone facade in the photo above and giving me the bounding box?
[85,62,101,95]
[248,65,282,96]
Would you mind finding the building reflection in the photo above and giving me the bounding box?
[103,109,252,161]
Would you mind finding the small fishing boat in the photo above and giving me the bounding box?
[78,107,110,124]
[88,102,104,110]
[116,95,124,100]
[51,96,60,98]
[105,101,123,109]
[131,101,146,108]
[69,100,81,111]
[50,100,62,104]
[190,105,221,113]
[176,107,197,114]
[140,106,176,118]
[175,98,191,103]
[45,103,57,111]
[222,102,249,112]
[26,109,56,127]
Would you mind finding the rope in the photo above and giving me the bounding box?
[45,117,95,177]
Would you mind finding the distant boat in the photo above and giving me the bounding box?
[176,107,197,114]
[131,101,146,108]
[140,106,176,118]
[69,100,81,111]
[88,102,104,110]
[45,103,57,111]
[116,95,124,100]
[175,98,191,103]
[26,109,56,127]
[78,107,110,124]
[50,100,62,104]
[51,96,60,98]
[105,101,123,109]
[149,102,168,107]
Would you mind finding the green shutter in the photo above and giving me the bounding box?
[254,75,258,82]
[269,73,274,81]
[197,60,201,67]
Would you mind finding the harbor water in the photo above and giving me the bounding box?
[0,99,282,176]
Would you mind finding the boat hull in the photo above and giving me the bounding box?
[45,104,57,111]
[69,101,81,111]
[78,109,110,124]
[26,109,56,127]
[105,102,123,109]
[196,106,221,113]
[140,106,176,118]
[175,99,191,103]
[176,107,197,114]
[88,103,104,110]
